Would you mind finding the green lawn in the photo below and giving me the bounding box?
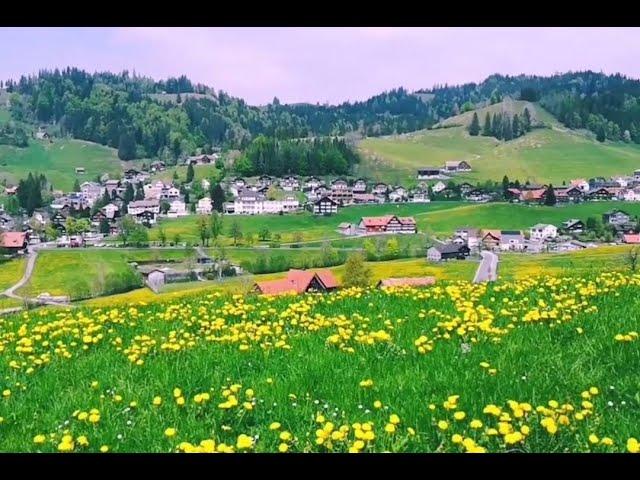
[0,138,122,191]
[0,258,26,291]
[19,249,193,300]
[358,116,640,185]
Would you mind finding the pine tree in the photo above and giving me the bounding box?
[186,163,195,183]
[596,125,606,143]
[482,113,492,136]
[502,175,510,199]
[502,115,513,141]
[468,112,480,136]
[124,183,134,204]
[210,183,226,212]
[523,108,532,132]
[99,218,110,234]
[492,113,503,139]
[544,184,557,206]
[73,179,81,192]
[512,114,521,138]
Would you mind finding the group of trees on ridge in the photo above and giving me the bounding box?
[468,108,533,140]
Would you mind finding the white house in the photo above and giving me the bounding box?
[411,191,431,203]
[432,181,447,193]
[144,181,166,200]
[166,199,188,218]
[196,197,213,215]
[104,203,119,219]
[80,182,105,207]
[232,190,300,215]
[372,183,388,195]
[388,187,407,203]
[618,188,640,202]
[529,224,558,241]
[454,227,480,249]
[353,179,368,193]
[305,176,322,190]
[280,176,300,192]
[127,199,160,216]
[312,196,339,216]
[499,231,525,251]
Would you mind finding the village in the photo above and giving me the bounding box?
[4,155,640,299]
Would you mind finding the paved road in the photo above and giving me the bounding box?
[473,250,499,283]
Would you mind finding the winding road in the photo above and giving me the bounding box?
[473,250,499,283]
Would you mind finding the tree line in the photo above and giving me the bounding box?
[468,108,532,140]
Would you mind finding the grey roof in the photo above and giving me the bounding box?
[434,243,467,254]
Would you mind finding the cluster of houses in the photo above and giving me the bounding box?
[417,161,472,180]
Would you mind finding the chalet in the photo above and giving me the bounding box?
[196,197,213,215]
[431,181,447,193]
[376,277,436,288]
[481,230,501,250]
[443,160,471,172]
[372,183,388,195]
[499,231,525,251]
[427,243,470,262]
[563,186,584,202]
[258,175,274,188]
[330,181,353,205]
[353,193,377,204]
[331,178,349,190]
[410,190,431,203]
[417,167,442,180]
[562,219,585,233]
[458,182,475,195]
[505,188,522,202]
[253,269,340,296]
[280,176,299,191]
[603,209,631,225]
[454,227,480,249]
[388,186,407,203]
[437,186,458,199]
[312,196,339,216]
[570,179,590,192]
[124,168,140,180]
[520,188,546,204]
[186,154,215,165]
[104,179,121,196]
[352,178,368,194]
[0,231,28,253]
[612,176,633,188]
[75,167,86,174]
[128,199,160,216]
[166,199,188,218]
[358,215,417,234]
[588,187,615,201]
[134,210,157,227]
[35,130,51,140]
[51,211,68,232]
[150,160,166,172]
[530,224,558,241]
[305,176,323,190]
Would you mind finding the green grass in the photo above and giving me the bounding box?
[0,269,639,452]
[149,164,222,184]
[358,107,640,185]
[0,138,122,191]
[0,258,26,292]
[19,249,193,300]
[150,202,465,244]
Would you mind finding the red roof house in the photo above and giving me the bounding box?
[254,269,340,296]
[623,234,640,244]
[0,231,28,252]
[358,215,417,234]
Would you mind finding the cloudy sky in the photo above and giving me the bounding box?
[1,27,639,105]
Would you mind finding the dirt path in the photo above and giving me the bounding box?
[473,250,499,283]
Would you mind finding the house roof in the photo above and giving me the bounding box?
[482,229,501,240]
[361,216,394,227]
[254,269,339,295]
[520,189,546,201]
[0,231,27,248]
[353,193,376,201]
[623,234,640,244]
[531,223,556,230]
[377,277,436,288]
[433,243,468,254]
[456,227,480,236]
[129,199,160,208]
[445,160,468,167]
[571,178,588,185]
[315,196,338,205]
[338,222,352,229]
[398,217,416,225]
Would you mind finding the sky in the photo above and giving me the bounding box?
[2,27,640,106]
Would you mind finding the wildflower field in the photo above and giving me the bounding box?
[0,271,639,453]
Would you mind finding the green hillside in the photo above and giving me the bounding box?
[436,99,554,128]
[0,138,123,191]
[357,103,640,185]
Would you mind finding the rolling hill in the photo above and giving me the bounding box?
[357,101,640,185]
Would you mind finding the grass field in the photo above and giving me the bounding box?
[358,104,640,185]
[1,269,639,452]
[0,138,123,191]
[0,258,26,292]
[150,202,463,244]
[19,249,193,300]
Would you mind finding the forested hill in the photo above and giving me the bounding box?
[4,68,640,163]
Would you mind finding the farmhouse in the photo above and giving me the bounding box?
[603,209,631,225]
[562,219,585,233]
[481,230,501,250]
[499,231,525,251]
[427,243,470,261]
[5,186,18,196]
[372,183,388,195]
[75,167,86,174]
[358,215,417,234]
[519,188,546,204]
[388,186,407,203]
[312,196,339,216]
[352,178,368,193]
[149,160,166,172]
[454,227,480,249]
[588,187,615,201]
[417,167,442,180]
[376,277,436,288]
[0,231,28,253]
[196,197,213,215]
[443,160,471,172]
[410,190,430,203]
[530,224,558,241]
[570,179,590,192]
[253,269,340,296]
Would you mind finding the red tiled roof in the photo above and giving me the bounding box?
[398,217,416,225]
[255,269,339,295]
[520,189,546,201]
[361,215,394,227]
[0,232,27,248]
[377,277,436,288]
[623,234,640,244]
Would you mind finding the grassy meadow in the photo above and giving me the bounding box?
[358,109,640,185]
[0,138,123,191]
[1,270,639,452]
[0,258,26,292]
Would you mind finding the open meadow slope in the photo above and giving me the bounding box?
[358,103,640,185]
[1,270,639,452]
[0,138,123,191]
